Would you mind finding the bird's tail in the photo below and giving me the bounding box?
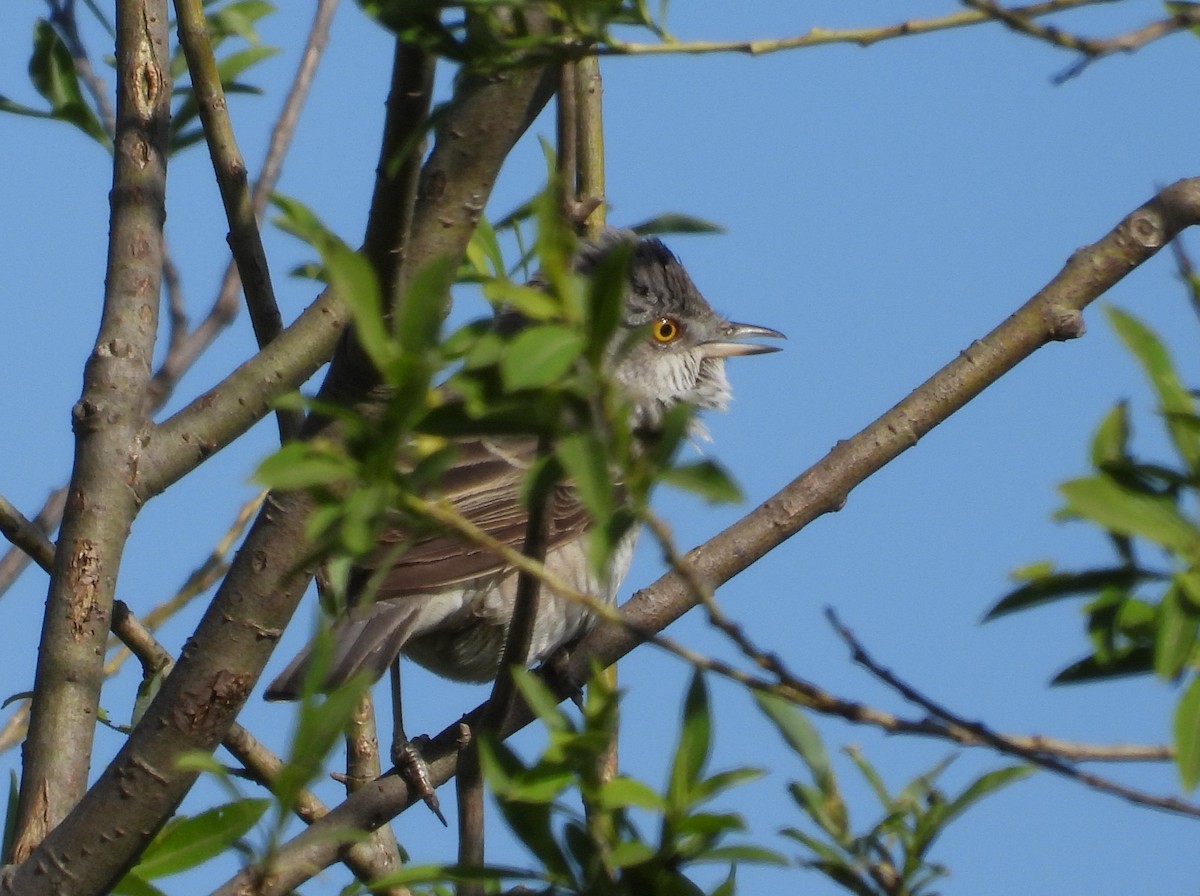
[264,602,423,701]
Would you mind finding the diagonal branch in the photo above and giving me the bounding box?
[205,177,1200,896]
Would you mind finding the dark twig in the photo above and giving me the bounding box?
[145,0,341,413]
[171,0,296,441]
[960,0,1200,82]
[826,608,1200,818]
[0,495,56,574]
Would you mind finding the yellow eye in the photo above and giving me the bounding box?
[651,317,682,344]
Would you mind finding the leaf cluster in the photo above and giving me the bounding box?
[467,669,778,896]
[0,1,278,155]
[355,0,669,69]
[989,306,1200,786]
[756,692,1031,896]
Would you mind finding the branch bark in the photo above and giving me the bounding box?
[9,0,170,861]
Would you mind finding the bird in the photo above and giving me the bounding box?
[265,229,781,714]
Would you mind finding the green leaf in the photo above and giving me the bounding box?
[110,873,167,896]
[630,213,725,236]
[479,739,573,881]
[787,782,850,844]
[501,325,584,392]
[396,255,454,355]
[754,692,833,789]
[207,0,276,42]
[1090,401,1130,468]
[1155,582,1200,680]
[275,674,373,813]
[668,671,712,809]
[556,432,614,521]
[693,845,787,866]
[940,765,1033,828]
[271,194,392,373]
[465,216,504,278]
[23,20,109,146]
[1052,646,1154,684]
[511,668,571,733]
[661,460,743,504]
[131,667,166,727]
[1106,306,1200,472]
[214,45,279,83]
[129,799,269,879]
[583,241,632,363]
[1058,476,1199,555]
[1175,676,1200,789]
[596,776,666,812]
[986,565,1148,620]
[254,441,355,490]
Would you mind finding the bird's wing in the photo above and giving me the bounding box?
[357,437,592,599]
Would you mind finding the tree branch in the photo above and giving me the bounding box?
[204,177,1200,896]
[827,608,1200,816]
[594,0,1118,57]
[171,0,296,441]
[9,0,170,860]
[1,21,559,894]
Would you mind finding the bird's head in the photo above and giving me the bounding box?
[577,231,784,429]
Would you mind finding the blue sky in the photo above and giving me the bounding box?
[3,2,1200,893]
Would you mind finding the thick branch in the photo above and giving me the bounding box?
[207,178,1200,895]
[9,0,170,860]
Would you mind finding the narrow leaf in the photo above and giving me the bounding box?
[1175,676,1200,790]
[131,799,270,879]
[669,671,712,808]
[661,460,743,504]
[1155,583,1200,680]
[501,325,584,391]
[1059,476,1199,555]
[1106,306,1200,472]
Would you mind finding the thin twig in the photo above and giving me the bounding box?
[145,0,341,412]
[171,0,296,441]
[827,608,1200,818]
[960,0,1200,82]
[593,0,1118,57]
[0,495,57,574]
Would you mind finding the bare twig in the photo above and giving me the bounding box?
[826,608,1200,817]
[0,488,66,598]
[171,0,296,441]
[594,0,1117,57]
[145,0,341,412]
[0,495,56,574]
[960,0,1200,82]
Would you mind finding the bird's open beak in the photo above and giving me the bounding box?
[702,321,786,358]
